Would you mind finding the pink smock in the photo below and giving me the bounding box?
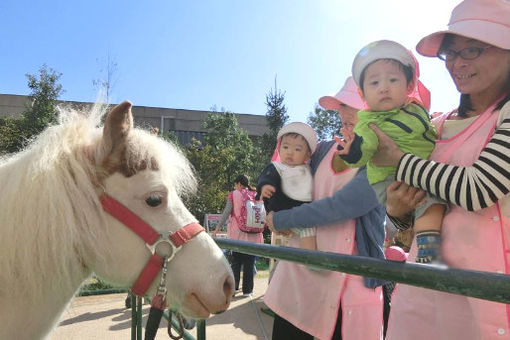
[387,105,510,340]
[264,145,384,340]
[227,189,263,244]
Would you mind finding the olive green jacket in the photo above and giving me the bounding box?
[341,102,437,184]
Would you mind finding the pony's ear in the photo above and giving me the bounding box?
[101,101,133,155]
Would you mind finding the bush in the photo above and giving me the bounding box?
[79,275,115,291]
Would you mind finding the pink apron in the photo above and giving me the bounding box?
[264,145,383,340]
[387,106,510,340]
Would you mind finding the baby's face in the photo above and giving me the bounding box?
[361,59,411,112]
[279,134,310,166]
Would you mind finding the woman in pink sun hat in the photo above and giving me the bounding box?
[321,76,397,337]
[319,76,364,131]
[264,77,386,340]
[367,0,510,339]
[319,77,365,111]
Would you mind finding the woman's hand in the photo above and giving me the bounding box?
[265,211,292,236]
[369,124,405,167]
[386,181,426,219]
[334,126,355,156]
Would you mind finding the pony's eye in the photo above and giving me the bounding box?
[145,195,163,207]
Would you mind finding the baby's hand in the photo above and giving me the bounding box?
[261,185,276,199]
[334,126,355,156]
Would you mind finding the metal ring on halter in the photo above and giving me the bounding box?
[146,232,181,262]
[168,310,185,340]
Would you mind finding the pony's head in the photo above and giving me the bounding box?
[85,101,234,318]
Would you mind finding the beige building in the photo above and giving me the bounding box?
[0,94,269,145]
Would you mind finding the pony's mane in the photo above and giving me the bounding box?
[0,103,197,299]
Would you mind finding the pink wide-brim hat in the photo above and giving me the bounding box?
[416,0,510,57]
[318,77,364,111]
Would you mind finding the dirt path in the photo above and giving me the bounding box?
[51,276,273,340]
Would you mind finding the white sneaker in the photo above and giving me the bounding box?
[242,292,253,298]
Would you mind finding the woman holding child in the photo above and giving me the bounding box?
[369,0,510,338]
[264,77,386,340]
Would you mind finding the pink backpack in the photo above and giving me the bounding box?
[234,189,266,233]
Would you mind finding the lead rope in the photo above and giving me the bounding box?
[144,257,169,340]
[167,310,186,340]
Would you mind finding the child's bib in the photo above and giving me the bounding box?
[272,162,313,202]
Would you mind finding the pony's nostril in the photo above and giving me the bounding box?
[223,274,235,300]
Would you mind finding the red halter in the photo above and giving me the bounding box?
[100,194,204,296]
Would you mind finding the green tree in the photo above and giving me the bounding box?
[0,118,24,154]
[0,65,63,154]
[183,109,257,223]
[202,109,255,187]
[307,105,342,141]
[184,141,232,222]
[23,65,63,133]
[161,130,179,145]
[260,79,288,161]
[249,136,268,184]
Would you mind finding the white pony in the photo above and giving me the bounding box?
[0,101,234,340]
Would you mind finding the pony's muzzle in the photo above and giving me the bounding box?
[212,273,235,314]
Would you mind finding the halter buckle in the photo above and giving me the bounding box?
[146,233,181,263]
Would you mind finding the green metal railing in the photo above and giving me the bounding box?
[131,295,142,340]
[128,238,510,339]
[216,239,510,304]
[78,287,127,296]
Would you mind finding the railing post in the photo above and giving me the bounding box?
[137,296,143,339]
[130,293,137,340]
[130,293,144,340]
[196,319,206,340]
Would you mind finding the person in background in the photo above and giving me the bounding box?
[264,77,386,340]
[212,175,263,297]
[367,0,510,338]
[257,122,318,251]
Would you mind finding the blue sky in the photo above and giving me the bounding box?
[1,0,462,123]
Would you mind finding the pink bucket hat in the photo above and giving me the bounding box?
[318,77,364,111]
[416,0,510,57]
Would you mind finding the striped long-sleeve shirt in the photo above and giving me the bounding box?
[395,105,510,212]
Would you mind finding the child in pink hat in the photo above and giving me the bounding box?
[336,40,446,264]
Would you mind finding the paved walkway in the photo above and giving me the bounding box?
[51,276,273,340]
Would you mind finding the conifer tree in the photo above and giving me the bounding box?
[260,77,288,161]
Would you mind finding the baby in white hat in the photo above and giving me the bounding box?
[257,122,318,251]
[337,40,446,264]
